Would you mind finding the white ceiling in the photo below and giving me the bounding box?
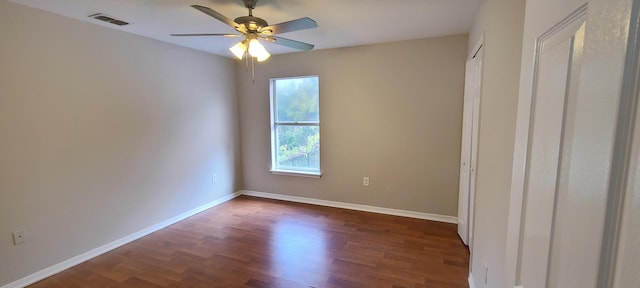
[9,0,481,58]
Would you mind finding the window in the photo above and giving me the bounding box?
[270,76,320,176]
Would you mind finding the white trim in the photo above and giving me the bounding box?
[270,169,322,178]
[1,191,242,288]
[469,273,477,288]
[241,190,457,224]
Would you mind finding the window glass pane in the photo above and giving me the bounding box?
[275,77,319,122]
[275,125,320,171]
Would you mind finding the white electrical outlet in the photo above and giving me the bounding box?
[13,230,26,245]
[212,174,217,184]
[363,177,370,187]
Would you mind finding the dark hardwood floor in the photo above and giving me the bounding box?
[29,196,469,288]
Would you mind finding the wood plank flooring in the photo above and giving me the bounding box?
[29,196,469,288]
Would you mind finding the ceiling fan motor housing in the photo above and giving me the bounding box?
[235,16,268,32]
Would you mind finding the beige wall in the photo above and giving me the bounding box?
[467,0,525,287]
[0,2,240,285]
[238,35,467,216]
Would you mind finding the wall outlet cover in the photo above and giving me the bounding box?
[13,230,26,245]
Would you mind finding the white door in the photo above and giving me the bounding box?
[458,44,483,246]
[509,0,639,287]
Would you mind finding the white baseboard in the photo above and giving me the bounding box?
[1,191,242,288]
[241,190,457,224]
[469,273,477,288]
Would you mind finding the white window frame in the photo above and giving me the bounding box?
[269,75,321,177]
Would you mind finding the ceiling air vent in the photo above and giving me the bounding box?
[88,13,129,26]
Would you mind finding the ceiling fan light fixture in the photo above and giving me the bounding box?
[256,51,271,62]
[230,40,247,59]
[248,39,270,61]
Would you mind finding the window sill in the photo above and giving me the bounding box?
[270,169,322,178]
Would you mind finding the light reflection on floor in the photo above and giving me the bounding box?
[270,217,329,286]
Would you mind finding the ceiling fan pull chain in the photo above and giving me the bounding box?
[251,56,255,84]
[245,49,250,71]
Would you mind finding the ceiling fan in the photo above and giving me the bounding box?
[171,0,318,62]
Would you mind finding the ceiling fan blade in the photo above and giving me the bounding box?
[171,33,242,37]
[191,5,238,28]
[263,17,317,35]
[271,36,315,51]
